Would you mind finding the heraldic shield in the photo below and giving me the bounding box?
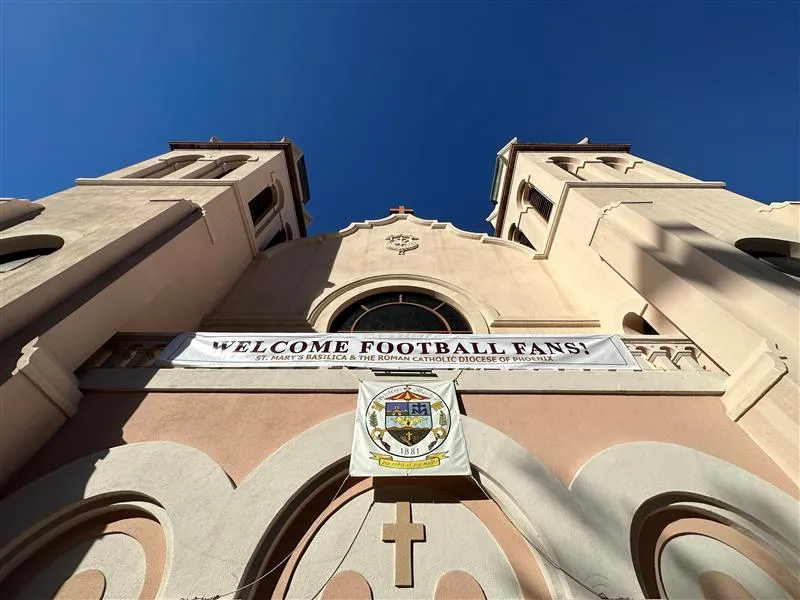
[350,381,471,477]
[386,401,433,446]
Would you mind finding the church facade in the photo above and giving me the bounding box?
[0,138,798,599]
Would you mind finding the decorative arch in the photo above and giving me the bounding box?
[307,274,496,334]
[596,156,631,172]
[507,223,518,242]
[191,154,254,179]
[327,290,472,333]
[246,182,284,231]
[0,503,166,599]
[125,154,204,179]
[570,442,800,599]
[515,181,528,212]
[2,420,797,600]
[0,442,235,599]
[547,156,585,180]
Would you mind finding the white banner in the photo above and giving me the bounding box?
[349,381,470,477]
[158,332,639,371]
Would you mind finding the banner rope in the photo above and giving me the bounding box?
[469,474,619,600]
[308,501,375,599]
[343,366,365,384]
[182,474,355,600]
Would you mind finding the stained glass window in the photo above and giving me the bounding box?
[329,292,472,333]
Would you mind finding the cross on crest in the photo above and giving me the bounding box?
[389,205,414,215]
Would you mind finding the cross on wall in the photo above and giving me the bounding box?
[382,502,425,587]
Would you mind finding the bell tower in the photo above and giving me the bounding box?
[0,138,311,482]
[487,137,800,482]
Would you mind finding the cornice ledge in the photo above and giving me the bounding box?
[270,214,540,258]
[13,338,82,417]
[565,181,726,189]
[586,198,654,247]
[721,340,789,420]
[75,178,237,187]
[490,318,601,328]
[337,213,436,234]
[756,201,800,213]
[79,367,727,395]
[199,316,314,331]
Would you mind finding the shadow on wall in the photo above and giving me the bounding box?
[651,222,800,292]
[0,395,143,501]
[0,402,128,598]
[202,236,344,332]
[246,473,542,600]
[0,210,205,384]
[604,221,799,360]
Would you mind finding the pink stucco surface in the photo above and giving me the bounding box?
[6,391,796,500]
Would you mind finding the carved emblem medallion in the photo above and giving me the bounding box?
[385,233,419,255]
[367,385,450,460]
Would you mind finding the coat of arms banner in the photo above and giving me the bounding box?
[349,381,471,477]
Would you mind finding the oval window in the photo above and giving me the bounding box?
[0,234,64,273]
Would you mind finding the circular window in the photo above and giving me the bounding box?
[329,292,472,333]
[0,234,64,273]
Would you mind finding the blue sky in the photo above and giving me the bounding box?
[1,1,797,235]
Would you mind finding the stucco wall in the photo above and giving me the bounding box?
[205,216,598,333]
[6,390,795,498]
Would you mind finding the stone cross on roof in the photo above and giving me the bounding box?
[389,205,414,215]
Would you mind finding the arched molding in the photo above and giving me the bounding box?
[183,154,257,179]
[307,274,495,334]
[265,478,373,598]
[508,223,518,241]
[570,442,800,598]
[652,517,799,598]
[271,177,286,213]
[234,416,800,599]
[595,156,640,174]
[546,156,583,175]
[2,421,798,600]
[125,154,205,179]
[0,442,235,600]
[0,498,167,582]
[515,181,529,212]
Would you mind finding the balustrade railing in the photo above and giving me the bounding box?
[623,336,721,372]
